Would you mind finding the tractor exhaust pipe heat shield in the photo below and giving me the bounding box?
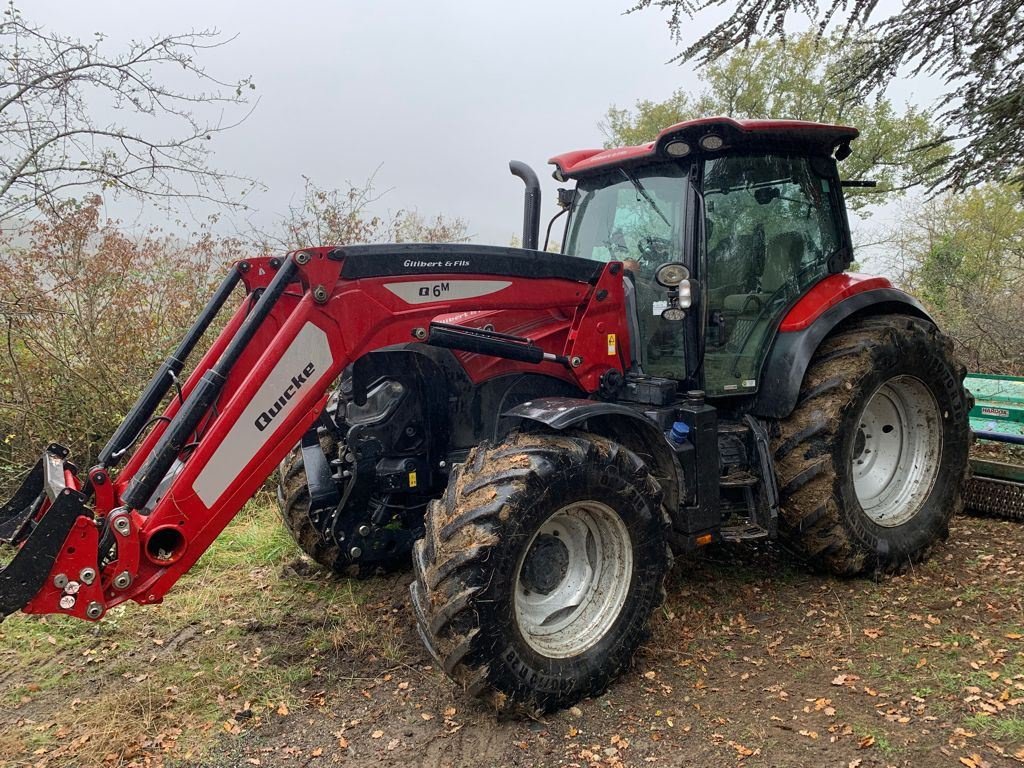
[509,160,541,250]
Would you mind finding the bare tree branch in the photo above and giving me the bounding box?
[0,2,260,225]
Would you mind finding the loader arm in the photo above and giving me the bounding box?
[0,245,630,622]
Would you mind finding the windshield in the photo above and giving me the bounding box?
[563,163,688,378]
[563,163,686,273]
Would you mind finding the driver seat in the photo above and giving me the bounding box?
[722,231,806,315]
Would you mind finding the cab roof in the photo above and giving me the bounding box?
[548,117,859,180]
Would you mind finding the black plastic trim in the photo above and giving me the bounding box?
[504,397,654,430]
[331,243,601,284]
[749,288,932,419]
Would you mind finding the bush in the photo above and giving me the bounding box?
[0,197,245,491]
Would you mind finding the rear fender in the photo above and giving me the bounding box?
[504,397,681,512]
[750,287,932,419]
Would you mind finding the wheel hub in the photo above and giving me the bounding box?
[852,375,942,527]
[520,534,569,594]
[513,501,633,659]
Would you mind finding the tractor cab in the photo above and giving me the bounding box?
[551,117,857,398]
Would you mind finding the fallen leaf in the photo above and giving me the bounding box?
[863,628,883,639]
[387,738,400,751]
[311,747,323,757]
[421,713,434,721]
[832,674,860,686]
[916,657,929,669]
[443,707,457,717]
[858,735,875,749]
[728,740,755,757]
[337,736,350,749]
[276,703,289,716]
[643,671,657,680]
[960,754,990,768]
[371,730,384,739]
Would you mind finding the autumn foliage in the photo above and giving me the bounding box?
[0,197,245,487]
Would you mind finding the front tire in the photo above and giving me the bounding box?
[772,315,970,575]
[410,431,670,714]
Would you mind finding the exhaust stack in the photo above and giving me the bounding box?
[509,160,541,250]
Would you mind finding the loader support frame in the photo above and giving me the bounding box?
[1,245,629,622]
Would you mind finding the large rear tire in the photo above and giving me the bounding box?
[771,315,970,575]
[410,431,670,714]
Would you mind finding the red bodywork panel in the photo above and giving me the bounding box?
[550,116,859,178]
[778,273,894,333]
[20,248,632,619]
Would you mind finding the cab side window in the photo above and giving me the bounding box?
[702,154,843,395]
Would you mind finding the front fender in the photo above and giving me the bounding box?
[504,397,682,511]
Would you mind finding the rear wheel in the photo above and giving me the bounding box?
[772,315,970,575]
[410,431,670,714]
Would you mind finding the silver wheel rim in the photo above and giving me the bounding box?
[513,501,633,659]
[852,375,942,527]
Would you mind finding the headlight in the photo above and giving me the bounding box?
[664,140,691,158]
[654,262,689,287]
[699,134,724,151]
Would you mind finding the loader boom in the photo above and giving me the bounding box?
[1,245,629,622]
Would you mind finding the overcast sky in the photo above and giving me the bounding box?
[26,1,707,245]
[27,0,932,254]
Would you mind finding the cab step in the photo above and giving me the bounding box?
[719,522,770,542]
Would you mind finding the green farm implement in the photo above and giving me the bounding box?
[964,373,1024,520]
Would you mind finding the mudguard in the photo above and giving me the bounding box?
[750,282,932,419]
[504,396,682,511]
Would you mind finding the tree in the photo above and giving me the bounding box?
[0,2,256,225]
[0,197,247,487]
[601,32,948,210]
[257,176,469,251]
[886,183,1024,373]
[630,0,1023,191]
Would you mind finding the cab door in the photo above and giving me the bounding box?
[698,153,847,397]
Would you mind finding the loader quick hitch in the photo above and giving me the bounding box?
[0,444,104,621]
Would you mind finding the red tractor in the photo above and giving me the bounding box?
[0,117,970,714]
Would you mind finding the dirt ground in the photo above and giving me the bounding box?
[2,508,1023,768]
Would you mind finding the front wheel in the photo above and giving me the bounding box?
[410,431,670,714]
[772,315,970,575]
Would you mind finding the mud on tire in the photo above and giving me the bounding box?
[410,430,671,714]
[771,314,970,575]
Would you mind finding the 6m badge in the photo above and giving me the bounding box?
[384,279,512,305]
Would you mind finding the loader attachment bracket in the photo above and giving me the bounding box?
[0,486,96,621]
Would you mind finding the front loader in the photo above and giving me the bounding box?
[1,117,981,713]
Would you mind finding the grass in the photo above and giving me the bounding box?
[0,496,387,767]
[963,713,1024,741]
